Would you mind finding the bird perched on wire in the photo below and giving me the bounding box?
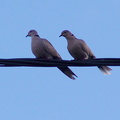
[59,30,112,75]
[26,30,77,79]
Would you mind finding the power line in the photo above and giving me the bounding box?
[0,58,120,67]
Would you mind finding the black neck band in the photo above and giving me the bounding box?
[35,35,39,37]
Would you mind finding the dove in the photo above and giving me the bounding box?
[26,30,77,79]
[59,30,112,75]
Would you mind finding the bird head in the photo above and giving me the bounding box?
[26,30,38,37]
[59,30,73,38]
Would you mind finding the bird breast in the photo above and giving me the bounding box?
[31,39,46,58]
[67,41,88,60]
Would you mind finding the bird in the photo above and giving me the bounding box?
[59,30,112,75]
[26,30,77,79]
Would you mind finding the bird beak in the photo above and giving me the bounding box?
[59,34,62,37]
[26,35,29,37]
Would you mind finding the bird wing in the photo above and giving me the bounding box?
[42,39,62,59]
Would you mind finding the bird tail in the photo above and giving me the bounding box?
[57,67,77,80]
[98,66,112,75]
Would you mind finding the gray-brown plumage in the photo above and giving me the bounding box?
[26,30,77,79]
[59,30,112,75]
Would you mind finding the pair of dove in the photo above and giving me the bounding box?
[26,30,112,80]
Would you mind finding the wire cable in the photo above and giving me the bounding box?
[0,58,119,67]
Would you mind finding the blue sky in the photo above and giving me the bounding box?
[0,0,120,120]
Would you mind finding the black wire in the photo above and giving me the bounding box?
[0,58,120,67]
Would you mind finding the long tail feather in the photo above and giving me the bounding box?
[98,66,112,75]
[57,67,77,80]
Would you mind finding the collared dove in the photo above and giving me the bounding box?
[59,30,112,75]
[26,30,77,79]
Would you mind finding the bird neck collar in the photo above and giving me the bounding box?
[34,35,39,37]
